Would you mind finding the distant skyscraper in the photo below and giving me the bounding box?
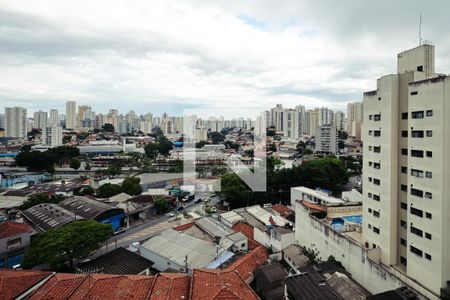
[0,113,5,130]
[334,111,345,131]
[42,126,63,146]
[315,124,338,154]
[318,107,334,126]
[49,109,59,126]
[66,101,77,129]
[5,107,27,138]
[347,101,363,136]
[33,110,48,129]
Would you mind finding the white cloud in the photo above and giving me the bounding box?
[0,0,449,115]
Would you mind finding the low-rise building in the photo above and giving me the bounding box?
[0,221,34,268]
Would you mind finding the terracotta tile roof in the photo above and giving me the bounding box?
[148,273,190,300]
[271,204,293,216]
[0,269,52,300]
[68,274,155,299]
[0,221,34,239]
[191,269,259,300]
[232,222,260,250]
[298,200,327,212]
[268,216,276,225]
[225,246,269,282]
[172,222,195,231]
[28,273,86,300]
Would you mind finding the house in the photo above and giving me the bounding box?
[282,244,310,274]
[253,261,286,300]
[76,247,154,275]
[285,272,342,300]
[0,221,34,268]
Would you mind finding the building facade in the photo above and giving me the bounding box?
[65,101,77,130]
[5,107,27,139]
[363,43,450,296]
[315,125,338,154]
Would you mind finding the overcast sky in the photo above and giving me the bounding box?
[1,0,449,116]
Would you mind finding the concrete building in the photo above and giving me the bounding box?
[305,109,320,136]
[319,107,334,126]
[347,102,363,136]
[363,42,450,297]
[65,101,77,130]
[33,111,47,130]
[334,111,346,131]
[49,109,59,127]
[282,105,305,139]
[270,104,284,131]
[0,222,34,268]
[5,107,27,139]
[315,125,338,154]
[42,126,63,146]
[0,113,5,129]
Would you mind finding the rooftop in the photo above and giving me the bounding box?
[283,244,310,269]
[0,221,33,239]
[0,269,52,300]
[285,272,342,300]
[245,205,289,227]
[22,203,83,231]
[77,247,154,275]
[59,196,123,220]
[194,216,235,238]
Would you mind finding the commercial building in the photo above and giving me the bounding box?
[5,107,27,139]
[65,100,77,130]
[363,42,450,297]
[315,124,338,154]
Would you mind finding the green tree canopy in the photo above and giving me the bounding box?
[22,220,113,270]
[69,158,81,170]
[20,193,65,211]
[301,157,349,192]
[96,183,123,198]
[208,131,225,144]
[15,151,56,172]
[154,196,171,214]
[102,123,115,132]
[195,140,209,149]
[121,176,142,196]
[219,173,251,209]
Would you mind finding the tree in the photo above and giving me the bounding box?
[84,163,91,170]
[244,149,254,157]
[77,186,95,196]
[154,196,171,214]
[15,150,56,172]
[224,140,239,150]
[22,220,113,270]
[121,176,142,196]
[102,123,115,132]
[96,183,122,198]
[338,140,346,149]
[301,157,349,193]
[219,173,251,208]
[150,127,164,140]
[296,141,306,153]
[158,136,173,155]
[69,158,81,170]
[208,131,225,144]
[20,193,65,210]
[144,143,159,160]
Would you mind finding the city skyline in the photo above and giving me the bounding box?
[1,1,450,114]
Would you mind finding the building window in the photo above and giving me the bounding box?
[373,178,380,185]
[426,151,432,157]
[368,192,373,199]
[368,146,372,151]
[412,111,424,119]
[373,211,380,218]
[425,232,432,240]
[401,166,407,174]
[410,188,423,198]
[426,130,432,137]
[410,226,423,237]
[401,131,408,137]
[417,66,423,72]
[410,207,423,218]
[410,91,418,95]
[411,130,424,138]
[400,202,407,210]
[401,148,408,155]
[368,130,373,136]
[374,146,381,153]
[400,184,407,192]
[426,110,433,117]
[373,194,380,201]
[369,115,373,120]
[411,150,424,157]
[425,192,432,199]
[425,253,432,261]
[426,171,432,178]
[6,238,21,250]
[373,227,380,234]
[411,169,424,178]
[400,220,407,229]
[374,114,381,121]
[426,212,432,219]
[400,238,407,246]
[410,245,423,257]
[368,208,372,213]
[368,177,373,182]
[400,256,407,266]
[373,162,380,169]
[401,112,408,120]
[374,130,381,137]
[368,224,372,229]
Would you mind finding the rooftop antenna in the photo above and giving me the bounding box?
[419,13,422,46]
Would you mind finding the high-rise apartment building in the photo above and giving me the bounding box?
[363,43,450,296]
[270,104,284,132]
[334,111,345,131]
[33,111,48,129]
[318,107,334,126]
[42,126,63,146]
[5,107,27,138]
[49,109,59,127]
[347,101,363,137]
[66,101,77,130]
[314,125,337,154]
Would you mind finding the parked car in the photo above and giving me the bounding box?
[195,198,202,203]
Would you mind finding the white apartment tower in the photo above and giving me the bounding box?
[318,107,334,126]
[66,101,77,130]
[5,107,27,138]
[42,126,63,146]
[334,111,345,131]
[33,110,48,129]
[314,125,338,154]
[363,43,450,296]
[270,104,284,131]
[49,109,59,127]
[347,101,363,137]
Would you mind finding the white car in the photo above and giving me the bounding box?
[168,212,175,217]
